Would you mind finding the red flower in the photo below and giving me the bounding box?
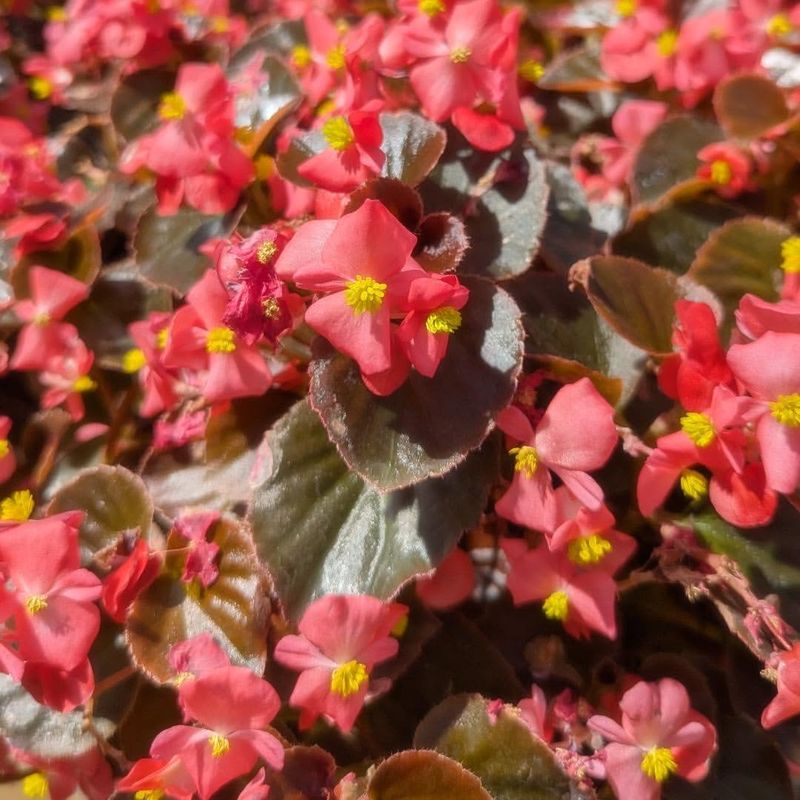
[696,142,752,198]
[101,538,161,623]
[762,643,800,729]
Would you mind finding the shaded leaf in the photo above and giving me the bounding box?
[309,278,522,490]
[632,116,723,209]
[414,212,469,273]
[134,205,242,295]
[263,745,337,800]
[117,680,182,761]
[248,400,499,620]
[713,73,789,141]
[380,112,447,186]
[537,42,614,92]
[15,224,101,290]
[570,255,680,354]
[414,694,572,800]
[368,750,491,800]
[276,130,325,187]
[420,133,548,280]
[48,465,154,563]
[110,68,176,142]
[126,517,269,682]
[344,178,424,232]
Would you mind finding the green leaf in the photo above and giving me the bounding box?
[414,694,572,800]
[632,116,723,209]
[309,278,522,490]
[126,517,269,682]
[110,68,176,142]
[379,112,447,186]
[686,217,788,323]
[368,751,492,800]
[420,133,548,280]
[48,465,154,564]
[713,73,789,141]
[570,255,680,354]
[134,205,242,295]
[248,400,499,620]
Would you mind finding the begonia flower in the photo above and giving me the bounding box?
[117,756,195,800]
[101,538,162,623]
[762,643,800,728]
[696,142,752,198]
[169,633,231,686]
[274,594,407,731]
[39,336,97,421]
[416,547,475,609]
[173,511,221,588]
[588,678,716,800]
[15,747,114,800]
[518,684,552,742]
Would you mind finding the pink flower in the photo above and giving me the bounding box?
[275,199,425,377]
[0,416,14,485]
[696,143,752,198]
[10,266,89,371]
[14,747,114,800]
[39,335,97,421]
[125,311,180,417]
[727,331,800,494]
[150,666,284,800]
[416,547,475,610]
[762,643,800,728]
[494,379,618,532]
[501,537,619,639]
[274,594,407,732]
[168,633,231,685]
[518,685,552,742]
[117,757,195,800]
[163,270,272,404]
[173,511,221,588]
[588,678,716,800]
[101,538,161,623]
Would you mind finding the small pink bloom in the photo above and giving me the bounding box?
[153,410,208,451]
[39,335,96,421]
[518,684,552,742]
[174,511,221,588]
[762,643,800,728]
[127,311,180,417]
[101,538,161,623]
[169,633,231,684]
[117,757,195,800]
[274,594,407,732]
[696,142,752,198]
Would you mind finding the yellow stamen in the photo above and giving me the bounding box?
[326,44,346,70]
[158,92,186,121]
[263,297,281,319]
[418,0,445,15]
[542,590,569,621]
[680,412,715,448]
[330,660,369,697]
[344,276,387,314]
[322,116,355,151]
[0,439,9,458]
[680,469,708,501]
[135,790,165,800]
[46,5,67,21]
[1,490,34,522]
[208,733,230,758]
[73,375,97,393]
[709,159,732,186]
[205,327,236,354]
[770,394,800,427]
[292,44,312,69]
[766,13,792,37]
[156,328,169,350]
[518,60,545,82]
[780,236,800,274]
[171,671,194,686]
[22,773,49,798]
[210,15,229,33]
[257,241,277,263]
[25,595,48,615]
[509,445,538,478]
[425,306,462,335]
[33,311,51,326]
[641,747,678,783]
[615,0,636,16]
[656,29,678,57]
[450,47,471,63]
[567,534,612,566]
[28,77,53,101]
[391,614,409,638]
[122,348,147,374]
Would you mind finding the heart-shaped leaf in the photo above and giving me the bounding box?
[379,112,447,186]
[309,278,522,490]
[126,517,269,682]
[248,400,499,620]
[713,73,789,141]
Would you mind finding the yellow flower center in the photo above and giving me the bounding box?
[171,671,194,686]
[158,92,187,121]
[391,614,409,638]
[418,0,444,15]
[205,326,236,354]
[46,5,68,21]
[709,160,732,186]
[22,773,49,798]
[29,77,53,101]
[509,445,538,478]
[263,297,281,319]
[767,13,792,37]
[680,469,708,501]
[322,116,355,151]
[344,276,387,314]
[292,44,312,69]
[1,490,34,522]
[0,439,8,458]
[425,306,462,335]
[771,394,800,427]
[122,348,147,374]
[615,0,637,16]
[208,733,230,758]
[33,311,51,326]
[326,44,346,70]
[73,375,97,393]
[156,327,169,350]
[25,595,48,615]
[567,534,612,566]
[257,241,277,263]
[542,590,569,621]
[656,29,678,57]
[780,236,800,274]
[330,660,369,697]
[641,747,678,783]
[210,15,229,33]
[680,412,715,448]
[135,790,165,800]
[450,47,471,63]
[518,60,545,82]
